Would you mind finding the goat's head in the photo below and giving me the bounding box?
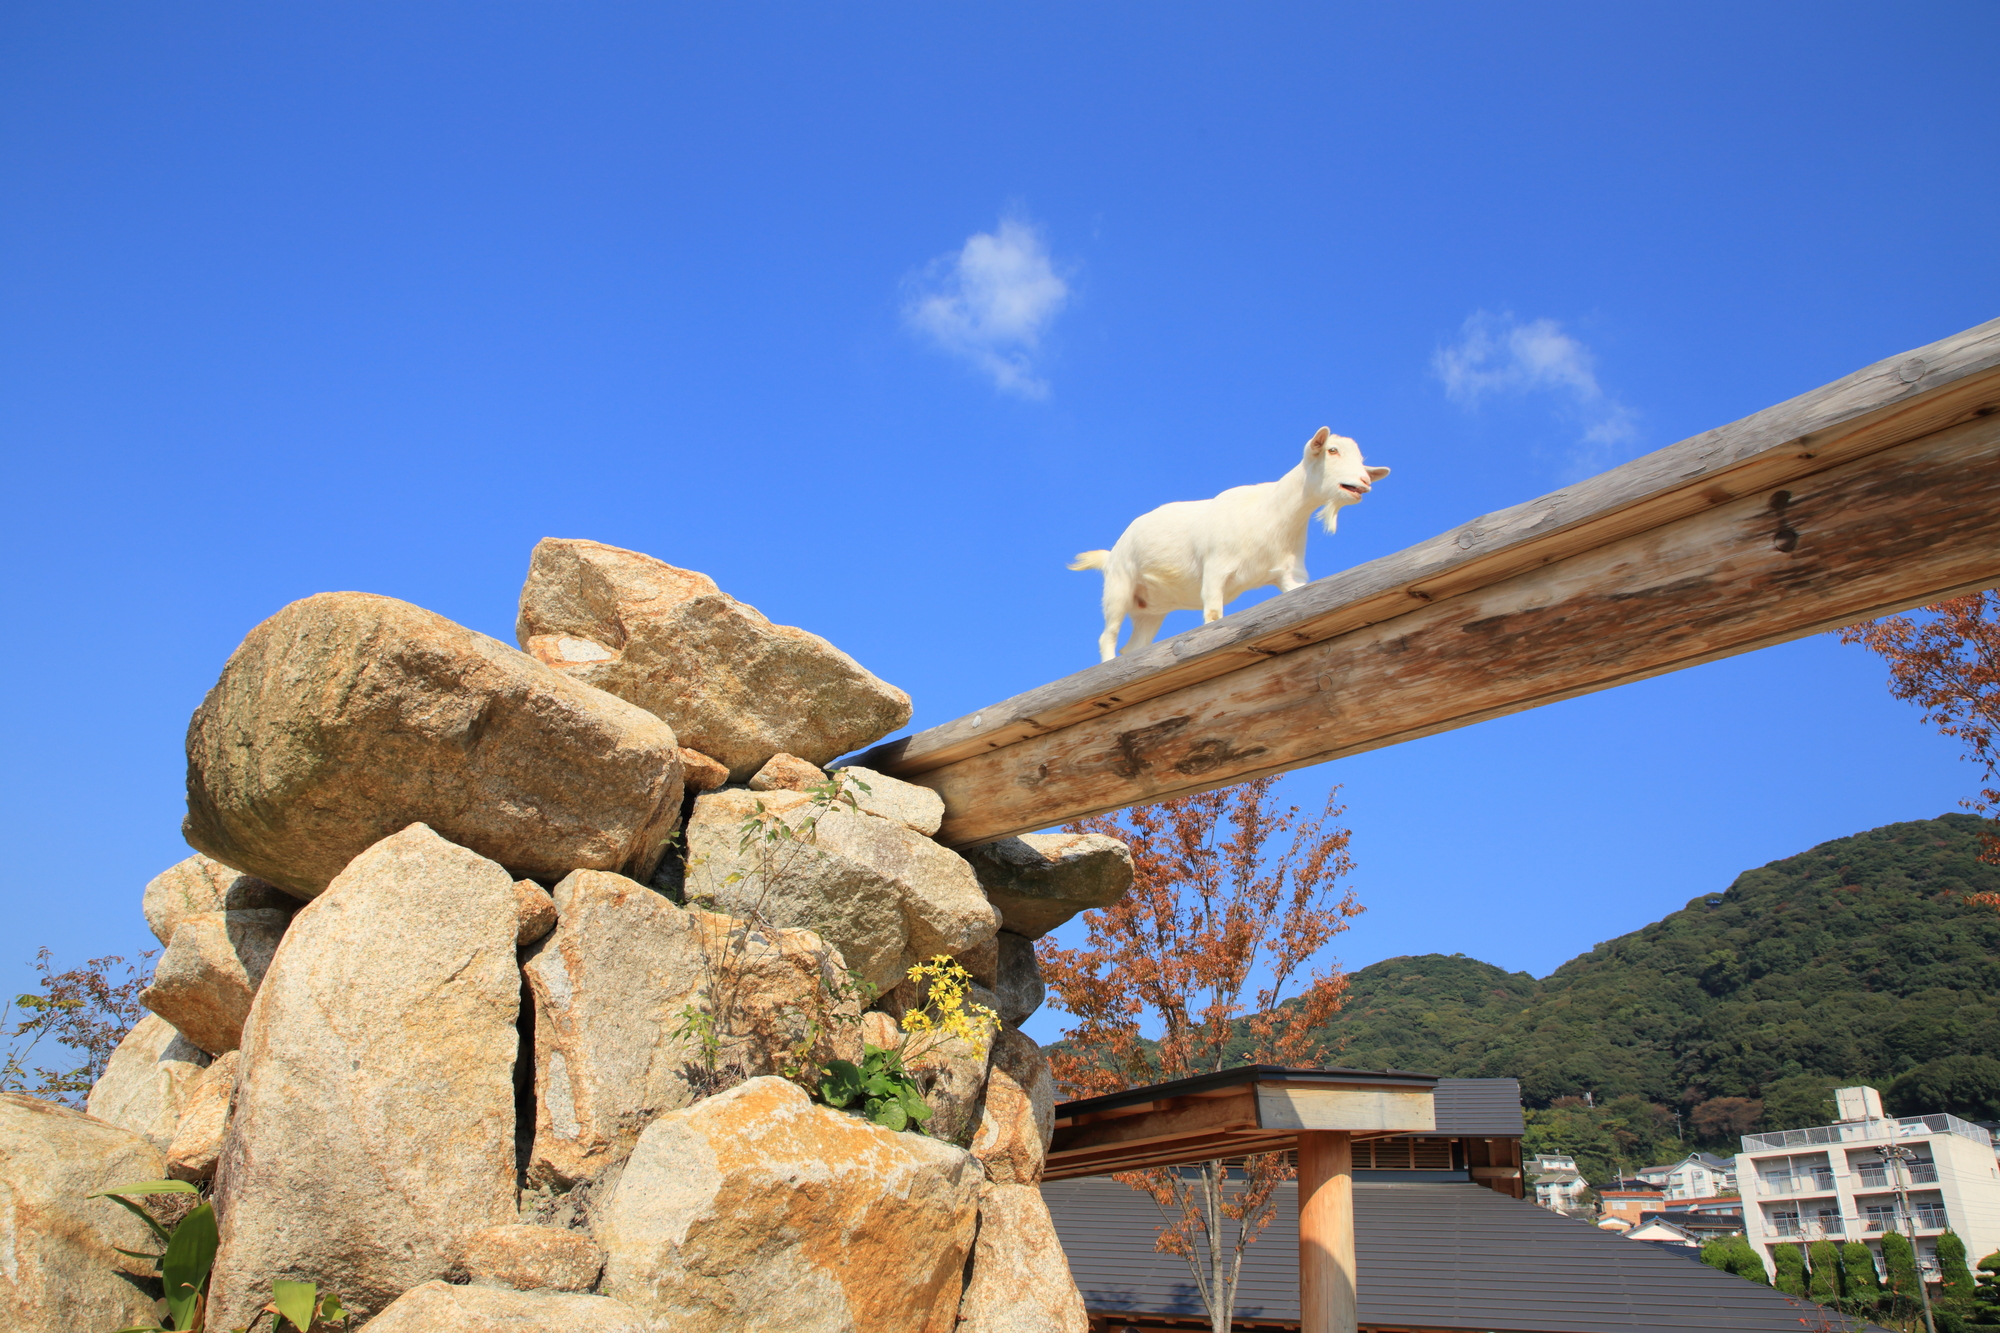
[1303,426,1390,531]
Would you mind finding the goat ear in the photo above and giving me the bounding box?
[1367,466,1391,480]
[1305,427,1331,456]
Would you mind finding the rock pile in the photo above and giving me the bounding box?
[7,540,1132,1333]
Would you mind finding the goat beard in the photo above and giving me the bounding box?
[1317,503,1341,534]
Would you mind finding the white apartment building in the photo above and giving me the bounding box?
[1737,1086,2000,1280]
[1636,1151,1738,1201]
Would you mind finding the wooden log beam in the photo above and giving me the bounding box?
[1053,1088,1260,1154]
[1298,1131,1358,1333]
[854,319,2000,846]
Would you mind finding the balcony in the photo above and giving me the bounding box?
[1863,1208,1949,1234]
[1766,1217,1845,1238]
[1855,1163,1939,1189]
[1742,1112,1992,1154]
[1757,1172,1836,1197]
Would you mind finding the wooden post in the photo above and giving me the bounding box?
[1297,1130,1356,1333]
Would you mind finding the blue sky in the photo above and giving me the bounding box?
[3,4,1995,1047]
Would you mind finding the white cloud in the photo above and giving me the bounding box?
[1433,312,1638,467]
[903,217,1069,399]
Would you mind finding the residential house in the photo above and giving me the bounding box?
[1598,1177,1667,1228]
[1626,1215,1701,1246]
[1634,1196,1746,1243]
[1638,1151,1739,1201]
[1528,1152,1591,1215]
[1737,1084,2000,1282]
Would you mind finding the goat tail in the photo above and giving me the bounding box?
[1067,549,1111,572]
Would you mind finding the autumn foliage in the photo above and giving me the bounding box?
[1,947,153,1105]
[1037,777,1362,1330]
[1839,590,2000,874]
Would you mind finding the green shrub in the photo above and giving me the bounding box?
[1882,1230,1922,1314]
[1970,1250,2000,1325]
[1700,1234,1770,1285]
[1840,1240,1882,1310]
[1772,1244,1808,1297]
[1939,1230,1978,1307]
[1807,1238,1841,1302]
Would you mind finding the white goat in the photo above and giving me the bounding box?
[1069,427,1389,662]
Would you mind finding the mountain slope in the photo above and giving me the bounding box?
[1319,815,2000,1107]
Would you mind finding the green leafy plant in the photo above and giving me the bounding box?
[93,1179,214,1332]
[818,1044,934,1133]
[90,1180,351,1333]
[258,1280,349,1333]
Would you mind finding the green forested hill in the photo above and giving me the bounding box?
[1318,815,2000,1117]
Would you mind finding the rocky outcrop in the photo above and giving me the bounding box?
[143,852,299,946]
[963,835,1133,939]
[166,1050,238,1182]
[750,752,827,791]
[140,908,288,1054]
[523,869,860,1188]
[971,1029,1055,1185]
[954,1183,1090,1333]
[207,825,521,1328]
[991,932,1045,1026]
[517,538,911,779]
[183,591,683,897]
[679,746,732,792]
[59,545,1093,1328]
[514,880,558,947]
[457,1224,604,1292]
[597,1076,981,1332]
[686,787,999,990]
[834,765,946,836]
[85,1013,210,1148]
[0,1093,168,1333]
[751,759,945,836]
[365,1281,651,1333]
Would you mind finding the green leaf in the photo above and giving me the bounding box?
[112,1245,167,1263]
[900,1086,934,1125]
[317,1292,347,1324]
[92,1179,201,1197]
[161,1201,218,1331]
[94,1192,173,1249]
[272,1279,318,1332]
[867,1096,908,1131]
[819,1059,863,1109]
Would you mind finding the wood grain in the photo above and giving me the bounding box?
[854,317,2000,783]
[916,409,2000,846]
[1298,1131,1358,1333]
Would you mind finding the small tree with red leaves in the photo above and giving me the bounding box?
[1,948,153,1106]
[1037,777,1362,1333]
[1840,591,2000,878]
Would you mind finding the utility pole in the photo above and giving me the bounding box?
[1877,1144,1938,1333]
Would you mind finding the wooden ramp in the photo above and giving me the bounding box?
[855,318,2000,847]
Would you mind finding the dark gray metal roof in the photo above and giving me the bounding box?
[1429,1077,1525,1137]
[1044,1176,1884,1333]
